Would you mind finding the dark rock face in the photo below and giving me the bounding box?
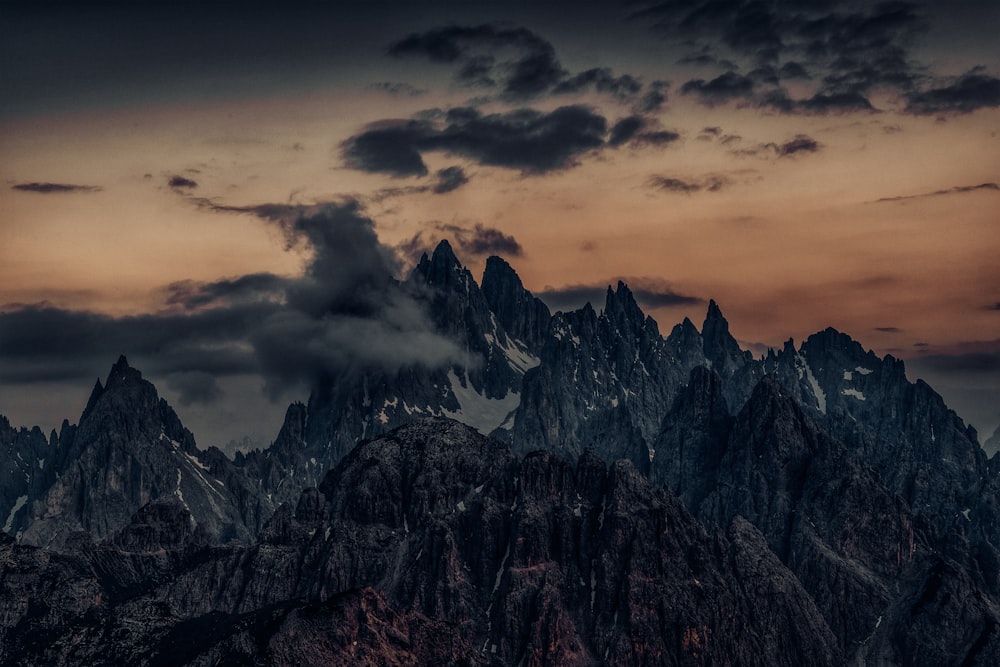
[481,255,551,352]
[765,329,1000,549]
[0,419,844,666]
[248,241,546,507]
[13,357,273,548]
[652,368,1000,664]
[507,284,697,465]
[0,415,53,538]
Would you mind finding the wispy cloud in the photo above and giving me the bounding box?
[733,134,821,158]
[12,182,102,194]
[168,175,198,189]
[873,182,999,203]
[648,174,729,194]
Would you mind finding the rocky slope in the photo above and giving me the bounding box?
[1,419,846,666]
[9,356,273,548]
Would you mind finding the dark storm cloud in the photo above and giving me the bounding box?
[758,88,875,113]
[12,182,102,194]
[387,23,662,107]
[388,24,566,99]
[0,302,266,385]
[432,166,469,194]
[538,278,702,313]
[636,1,999,115]
[905,70,1000,115]
[553,68,643,102]
[680,71,755,104]
[340,120,432,177]
[608,116,645,146]
[0,201,472,398]
[873,182,999,203]
[648,174,729,193]
[634,80,671,113]
[168,175,198,189]
[608,116,681,148]
[163,273,289,310]
[342,105,608,176]
[166,370,223,406]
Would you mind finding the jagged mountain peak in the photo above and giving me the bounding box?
[602,280,645,331]
[700,299,752,382]
[411,239,474,294]
[481,253,551,351]
[105,354,142,390]
[482,254,520,287]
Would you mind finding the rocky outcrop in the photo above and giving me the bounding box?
[14,357,273,548]
[0,419,844,666]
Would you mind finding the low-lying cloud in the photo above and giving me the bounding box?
[0,200,474,400]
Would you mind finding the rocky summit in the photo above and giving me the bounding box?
[2,240,999,665]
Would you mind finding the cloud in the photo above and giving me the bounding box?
[680,71,755,105]
[399,223,523,265]
[364,166,470,202]
[636,1,1000,117]
[988,303,1000,311]
[432,166,469,194]
[769,134,821,156]
[648,174,729,193]
[0,201,473,399]
[340,119,432,177]
[874,326,901,333]
[873,182,999,203]
[608,116,681,148]
[905,70,1000,114]
[538,277,702,312]
[166,370,223,406]
[609,116,645,146]
[12,182,102,194]
[169,175,198,189]
[553,68,642,102]
[635,80,671,112]
[733,134,822,158]
[163,273,289,311]
[342,105,609,176]
[387,22,663,108]
[370,81,426,97]
[909,352,1000,375]
[387,24,566,99]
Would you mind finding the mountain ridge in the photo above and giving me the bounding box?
[2,239,998,665]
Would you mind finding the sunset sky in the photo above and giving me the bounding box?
[2,1,998,449]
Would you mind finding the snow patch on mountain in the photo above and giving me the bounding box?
[442,370,521,435]
[3,494,27,533]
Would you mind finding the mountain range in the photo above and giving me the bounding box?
[2,240,998,665]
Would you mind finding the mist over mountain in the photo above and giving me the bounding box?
[2,241,999,665]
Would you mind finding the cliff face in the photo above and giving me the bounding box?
[1,419,844,666]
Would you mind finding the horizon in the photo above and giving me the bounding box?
[2,1,998,447]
